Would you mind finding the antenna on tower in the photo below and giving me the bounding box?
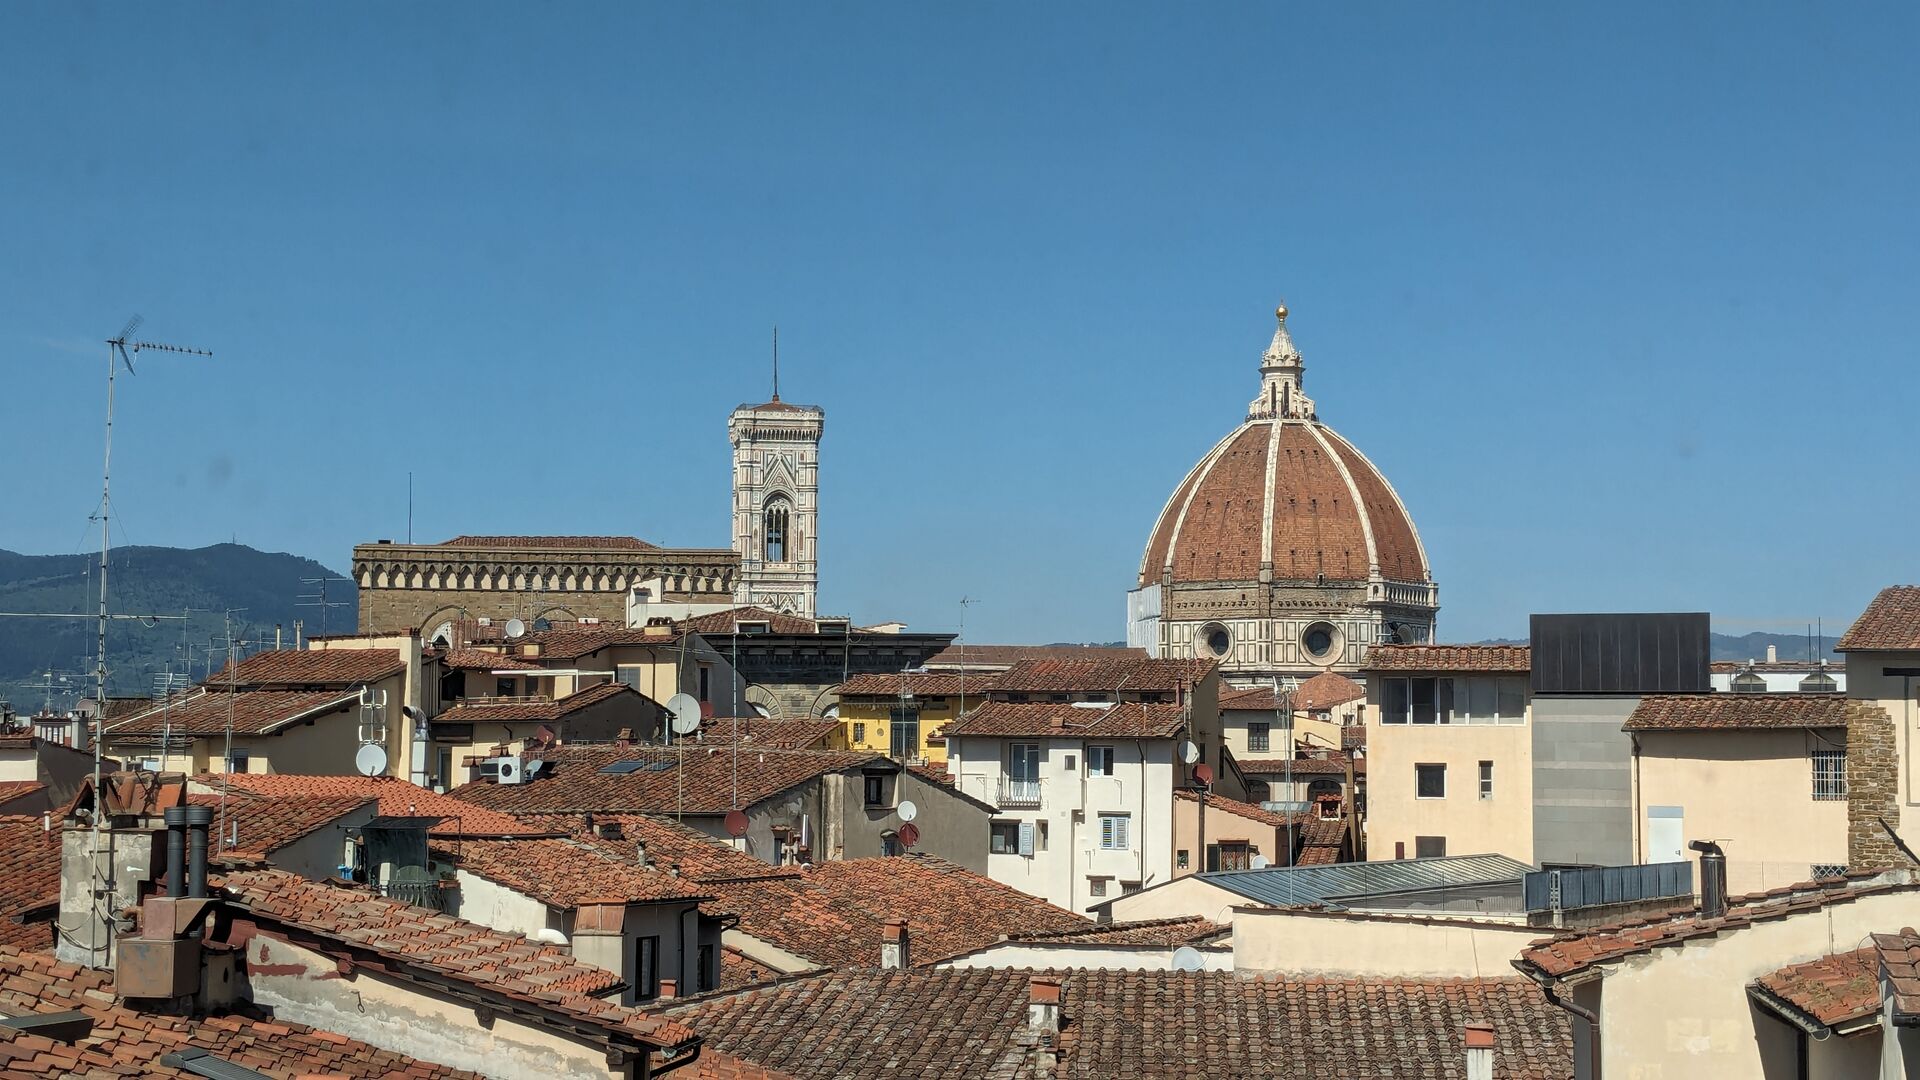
[771,324,780,402]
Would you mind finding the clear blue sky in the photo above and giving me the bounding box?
[3,4,1913,645]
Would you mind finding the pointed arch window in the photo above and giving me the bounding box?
[763,496,792,563]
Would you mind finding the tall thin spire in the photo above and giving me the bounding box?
[1248,302,1315,421]
[772,325,780,402]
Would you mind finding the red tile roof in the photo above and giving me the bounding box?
[187,790,373,860]
[0,735,32,750]
[693,716,840,750]
[205,648,405,688]
[719,946,782,991]
[0,782,46,809]
[1236,753,1355,777]
[1296,814,1349,866]
[439,648,543,671]
[450,745,886,815]
[1176,790,1298,828]
[1364,644,1531,672]
[0,818,59,952]
[1342,726,1366,750]
[1838,586,1920,651]
[437,535,659,550]
[0,944,478,1078]
[836,672,989,697]
[1624,693,1851,731]
[1875,929,1920,1022]
[943,701,1187,740]
[219,869,698,1051]
[519,813,778,882]
[991,656,1216,693]
[1295,670,1367,711]
[438,836,712,908]
[707,855,1089,969]
[1516,872,1918,980]
[922,644,1145,672]
[1002,916,1227,948]
[436,681,647,723]
[105,689,360,737]
[1750,947,1880,1029]
[203,775,549,837]
[523,625,684,660]
[680,606,822,636]
[665,968,1570,1079]
[688,1048,801,1080]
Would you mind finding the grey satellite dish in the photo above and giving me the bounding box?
[504,618,527,640]
[1250,854,1270,870]
[1171,946,1205,972]
[666,693,702,736]
[1179,741,1200,765]
[897,800,918,823]
[354,743,389,778]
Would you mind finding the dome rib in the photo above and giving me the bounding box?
[1303,422,1379,579]
[1319,427,1428,584]
[1137,426,1237,587]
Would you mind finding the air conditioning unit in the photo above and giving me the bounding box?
[480,755,526,785]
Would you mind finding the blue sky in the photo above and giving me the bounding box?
[2,4,1913,644]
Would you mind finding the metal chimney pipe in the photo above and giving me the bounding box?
[1689,839,1727,919]
[184,805,214,899]
[161,806,189,899]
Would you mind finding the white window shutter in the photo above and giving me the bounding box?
[1018,821,1035,857]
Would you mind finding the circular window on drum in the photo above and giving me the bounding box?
[1201,623,1231,657]
[1302,622,1339,661]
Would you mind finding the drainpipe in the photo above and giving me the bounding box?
[1536,976,1602,1080]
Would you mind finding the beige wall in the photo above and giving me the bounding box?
[1632,729,1848,895]
[1098,874,1251,924]
[1365,716,1533,863]
[1588,884,1920,1080]
[1173,797,1289,877]
[1231,907,1539,977]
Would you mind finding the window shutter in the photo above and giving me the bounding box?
[1018,821,1035,857]
[1100,815,1114,848]
[1119,815,1130,848]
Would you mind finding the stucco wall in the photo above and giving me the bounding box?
[1367,714,1533,863]
[1231,908,1539,977]
[1096,875,1249,924]
[1173,796,1288,876]
[259,802,375,880]
[447,869,562,939]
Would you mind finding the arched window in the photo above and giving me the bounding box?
[763,496,792,563]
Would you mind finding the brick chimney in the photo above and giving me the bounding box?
[658,978,677,1000]
[1464,1023,1494,1080]
[880,919,910,969]
[1027,976,1062,1039]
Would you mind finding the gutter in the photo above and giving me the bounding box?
[1516,962,1602,1079]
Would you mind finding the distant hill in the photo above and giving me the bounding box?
[0,544,357,709]
[1471,631,1841,663]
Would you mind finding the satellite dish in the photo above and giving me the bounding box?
[504,618,527,640]
[1194,763,1215,786]
[897,822,921,848]
[1171,946,1205,972]
[354,743,389,778]
[667,693,702,736]
[1179,741,1200,765]
[897,800,918,823]
[1250,854,1270,870]
[724,809,750,838]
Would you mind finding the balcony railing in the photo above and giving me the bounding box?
[998,778,1042,808]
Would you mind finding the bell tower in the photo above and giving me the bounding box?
[729,341,823,616]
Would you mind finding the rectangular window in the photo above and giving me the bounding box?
[698,943,715,993]
[496,678,515,697]
[636,936,660,1000]
[1063,754,1077,772]
[1087,877,1108,898]
[1248,722,1270,753]
[852,722,866,745]
[225,749,250,773]
[1812,750,1847,800]
[1497,678,1525,723]
[435,748,454,790]
[1415,836,1447,859]
[616,665,644,690]
[990,821,1022,855]
[1176,849,1190,869]
[1416,763,1446,799]
[1210,841,1251,871]
[1087,745,1114,776]
[1479,760,1494,800]
[1411,679,1438,724]
[890,709,920,758]
[698,665,711,702]
[1099,813,1131,850]
[864,774,888,807]
[1382,679,1410,724]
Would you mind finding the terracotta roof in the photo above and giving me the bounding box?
[719,946,781,991]
[0,782,45,809]
[1749,947,1880,1029]
[1003,916,1227,948]
[1342,726,1366,750]
[436,535,659,550]
[1237,753,1354,777]
[836,672,990,697]
[1875,929,1920,1022]
[0,944,477,1078]
[1217,686,1284,711]
[923,644,1144,671]
[439,648,543,671]
[523,625,684,660]
[0,818,59,952]
[906,763,952,786]
[943,701,1187,740]
[735,397,820,415]
[219,869,699,1051]
[205,648,405,688]
[667,968,1568,1079]
[1838,586,1920,651]
[201,775,549,837]
[1293,670,1366,711]
[992,656,1215,693]
[707,854,1089,969]
[1363,644,1531,672]
[694,716,839,750]
[1296,814,1349,866]
[438,836,712,908]
[106,688,359,737]
[1516,872,1917,980]
[437,681,647,723]
[1710,660,1837,674]
[450,745,887,815]
[187,790,373,859]
[520,813,778,882]
[1176,790,1299,828]
[680,606,821,636]
[1624,693,1850,731]
[688,1048,801,1080]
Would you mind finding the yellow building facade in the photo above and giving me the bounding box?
[833,672,988,768]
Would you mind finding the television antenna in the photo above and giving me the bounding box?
[297,576,353,637]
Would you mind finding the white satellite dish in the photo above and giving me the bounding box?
[1171,946,1206,972]
[504,618,527,640]
[354,743,389,778]
[1179,741,1200,765]
[666,693,702,736]
[1250,854,1270,870]
[897,800,918,823]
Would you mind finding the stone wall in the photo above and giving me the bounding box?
[1846,699,1908,871]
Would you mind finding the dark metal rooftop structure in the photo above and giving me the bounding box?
[1194,853,1536,909]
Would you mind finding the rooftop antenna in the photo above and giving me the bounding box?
[771,324,780,402]
[297,576,353,637]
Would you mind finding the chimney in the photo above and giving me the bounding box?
[163,807,188,898]
[184,805,212,899]
[633,839,647,869]
[880,919,911,969]
[1027,975,1062,1039]
[1464,1023,1495,1080]
[1690,840,1728,919]
[658,977,677,1000]
[1766,644,1778,663]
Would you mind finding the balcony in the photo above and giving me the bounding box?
[998,778,1043,808]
